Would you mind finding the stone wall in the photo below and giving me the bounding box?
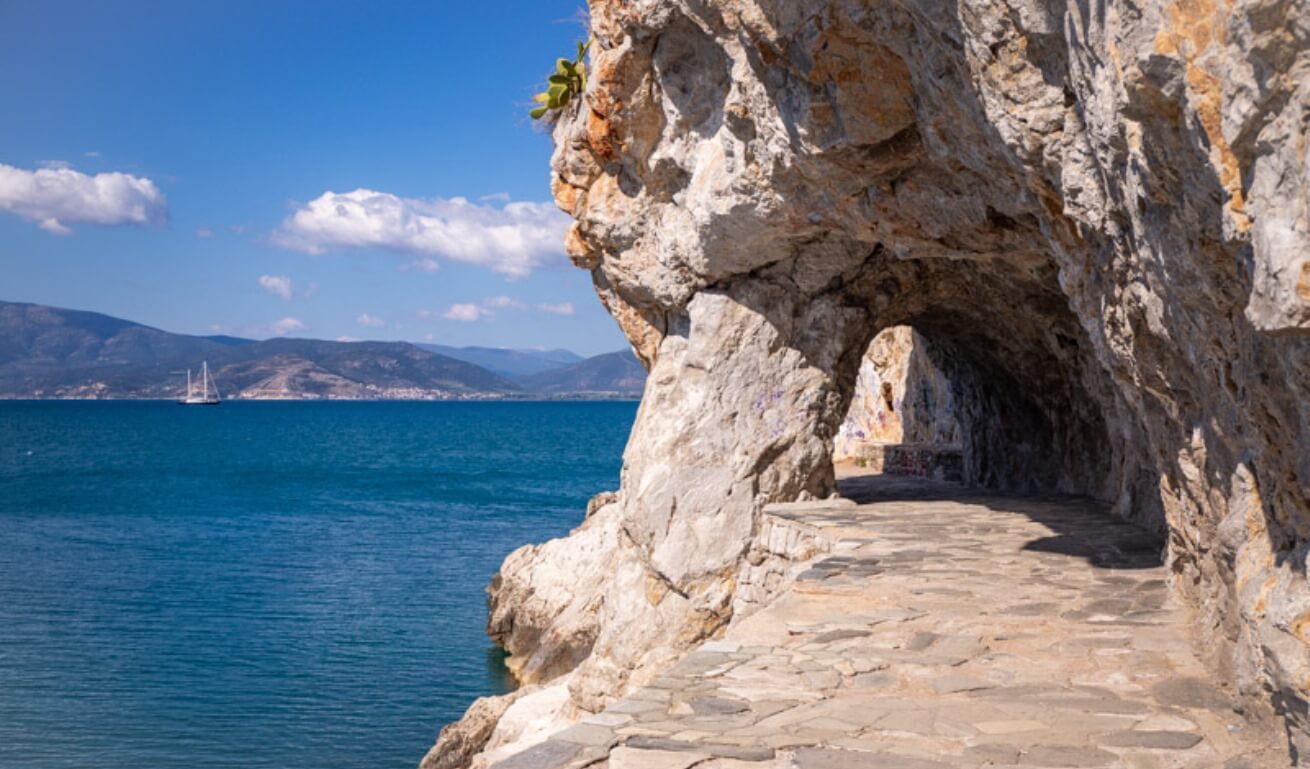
[426,0,1310,764]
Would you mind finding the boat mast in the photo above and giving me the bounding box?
[202,361,210,400]
[187,369,193,400]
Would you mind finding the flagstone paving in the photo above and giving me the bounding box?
[491,473,1286,769]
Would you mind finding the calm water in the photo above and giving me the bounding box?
[0,401,637,769]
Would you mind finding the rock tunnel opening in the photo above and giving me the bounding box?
[833,326,964,481]
[827,258,1163,540]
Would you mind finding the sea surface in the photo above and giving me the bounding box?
[0,400,637,769]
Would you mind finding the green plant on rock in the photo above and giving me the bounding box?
[531,40,590,120]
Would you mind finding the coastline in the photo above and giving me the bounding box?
[0,394,643,402]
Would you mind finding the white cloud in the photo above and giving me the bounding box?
[270,317,307,336]
[537,302,576,316]
[196,227,216,239]
[423,333,435,341]
[400,257,441,273]
[425,296,531,323]
[258,274,293,301]
[479,192,511,203]
[0,162,167,235]
[485,295,526,309]
[84,151,100,158]
[336,335,359,343]
[356,313,385,328]
[443,303,490,322]
[272,188,569,278]
[302,282,319,299]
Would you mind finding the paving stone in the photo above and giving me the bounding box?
[962,744,1023,764]
[905,632,940,651]
[848,657,886,674]
[624,736,774,761]
[847,671,897,689]
[1036,695,1152,715]
[803,670,841,690]
[1150,678,1235,711]
[607,746,709,769]
[799,716,864,733]
[585,712,635,727]
[1095,730,1204,749]
[814,628,872,643]
[872,710,935,735]
[616,725,679,738]
[930,674,997,694]
[609,698,667,715]
[1017,744,1118,767]
[687,696,751,715]
[668,729,716,742]
[1133,713,1198,731]
[553,722,619,747]
[974,720,1049,734]
[999,602,1061,616]
[792,748,954,768]
[491,740,583,769]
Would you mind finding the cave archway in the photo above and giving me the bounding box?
[820,251,1167,536]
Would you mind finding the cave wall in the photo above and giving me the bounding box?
[430,0,1310,763]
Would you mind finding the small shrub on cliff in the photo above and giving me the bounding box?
[530,40,589,120]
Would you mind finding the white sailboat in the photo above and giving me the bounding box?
[180,361,221,405]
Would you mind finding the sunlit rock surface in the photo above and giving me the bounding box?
[427,0,1310,763]
[833,326,959,461]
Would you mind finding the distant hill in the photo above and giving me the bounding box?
[0,301,646,400]
[0,301,520,399]
[520,350,645,397]
[418,344,582,378]
[208,339,520,399]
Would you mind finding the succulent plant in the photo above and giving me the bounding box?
[531,40,590,120]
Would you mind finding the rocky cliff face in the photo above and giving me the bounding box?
[427,0,1310,763]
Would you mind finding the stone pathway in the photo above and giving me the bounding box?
[491,474,1285,769]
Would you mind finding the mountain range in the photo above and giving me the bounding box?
[416,344,583,378]
[0,301,645,400]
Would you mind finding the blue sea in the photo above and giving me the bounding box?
[0,401,637,769]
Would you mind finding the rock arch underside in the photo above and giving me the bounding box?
[426,0,1310,765]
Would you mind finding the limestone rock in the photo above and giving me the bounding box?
[585,490,618,519]
[473,683,576,768]
[486,501,620,684]
[420,692,522,769]
[426,0,1310,764]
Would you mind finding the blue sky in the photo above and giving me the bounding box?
[0,1,629,355]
